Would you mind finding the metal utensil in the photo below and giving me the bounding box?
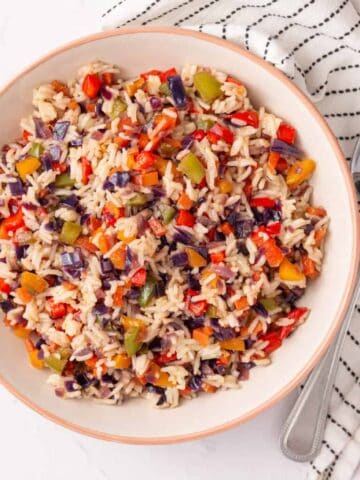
[280,139,360,462]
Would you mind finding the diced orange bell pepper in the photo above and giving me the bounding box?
[210,251,225,264]
[138,133,149,149]
[15,287,33,304]
[192,326,213,347]
[202,383,217,393]
[306,206,327,217]
[220,337,245,351]
[20,272,48,295]
[200,269,218,288]
[68,100,79,110]
[279,258,305,282]
[263,238,284,267]
[114,353,131,369]
[75,236,98,253]
[122,316,145,331]
[102,201,123,227]
[28,349,45,369]
[268,152,280,172]
[186,248,207,268]
[218,179,233,194]
[113,136,130,149]
[13,325,31,338]
[51,80,70,96]
[82,73,101,99]
[177,192,194,210]
[113,286,124,307]
[117,230,136,243]
[125,78,145,97]
[220,222,234,236]
[110,245,126,269]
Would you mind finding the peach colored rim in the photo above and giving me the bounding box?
[0,26,359,445]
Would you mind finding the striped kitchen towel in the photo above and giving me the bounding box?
[101,1,360,478]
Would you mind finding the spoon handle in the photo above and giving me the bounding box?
[280,273,360,462]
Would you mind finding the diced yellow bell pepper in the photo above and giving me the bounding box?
[117,230,136,243]
[279,257,305,282]
[155,370,175,388]
[28,349,45,369]
[16,156,41,182]
[286,159,316,188]
[114,353,132,369]
[109,245,126,269]
[200,269,218,288]
[218,179,233,194]
[185,248,207,268]
[220,337,245,351]
[122,316,145,331]
[20,271,48,295]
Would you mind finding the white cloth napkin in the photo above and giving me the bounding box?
[101,1,360,478]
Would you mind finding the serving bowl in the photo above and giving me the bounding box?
[0,27,358,444]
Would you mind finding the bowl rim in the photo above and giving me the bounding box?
[0,26,359,445]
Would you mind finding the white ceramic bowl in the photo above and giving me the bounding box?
[0,27,358,444]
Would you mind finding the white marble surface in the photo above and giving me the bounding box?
[0,2,308,479]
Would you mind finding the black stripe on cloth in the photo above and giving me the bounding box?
[174,0,221,27]
[279,17,360,66]
[244,0,316,50]
[142,0,196,25]
[338,134,360,141]
[303,44,360,76]
[323,440,340,463]
[102,0,126,18]
[310,64,360,96]
[333,385,360,414]
[324,111,360,118]
[328,414,352,438]
[325,86,360,96]
[263,0,349,59]
[118,0,162,27]
[347,330,360,347]
[222,24,227,40]
[214,0,277,26]
[339,357,359,382]
[310,462,322,475]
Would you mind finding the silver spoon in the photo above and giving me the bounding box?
[280,139,360,462]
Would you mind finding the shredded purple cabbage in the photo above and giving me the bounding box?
[167,75,188,109]
[9,179,25,196]
[271,139,302,158]
[53,121,70,141]
[33,117,52,139]
[61,251,83,269]
[171,251,188,267]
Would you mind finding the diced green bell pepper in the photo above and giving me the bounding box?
[29,142,44,158]
[196,118,215,131]
[159,83,171,96]
[206,305,218,318]
[160,204,176,225]
[54,174,75,188]
[194,72,222,103]
[127,193,148,206]
[110,97,127,120]
[59,221,82,245]
[45,355,68,374]
[139,272,156,307]
[124,326,142,356]
[260,297,278,312]
[178,152,205,184]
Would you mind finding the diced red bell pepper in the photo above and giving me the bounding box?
[160,68,177,83]
[22,130,32,141]
[82,74,101,99]
[192,129,206,141]
[279,325,295,340]
[207,226,217,241]
[131,268,147,287]
[208,123,234,144]
[226,111,259,128]
[148,216,166,237]
[263,238,284,267]
[135,151,156,170]
[249,197,276,208]
[176,209,195,227]
[101,72,113,86]
[155,351,177,365]
[87,215,102,233]
[243,179,253,198]
[81,157,92,185]
[210,251,225,264]
[276,157,289,172]
[102,206,117,227]
[288,307,308,321]
[140,69,162,80]
[0,278,11,294]
[277,123,296,145]
[49,299,67,319]
[0,208,25,239]
[198,177,207,189]
[264,222,281,235]
[261,331,282,354]
[185,289,208,316]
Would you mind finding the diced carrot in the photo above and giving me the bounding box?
[63,281,77,291]
[268,152,280,172]
[302,254,319,280]
[220,337,245,351]
[263,238,284,267]
[75,236,98,253]
[220,222,234,236]
[68,99,79,110]
[155,371,175,388]
[138,133,149,149]
[113,136,130,149]
[192,326,213,347]
[177,192,194,210]
[51,80,70,96]
[138,171,159,187]
[202,383,217,393]
[85,102,96,113]
[234,296,249,310]
[114,353,131,369]
[28,349,44,369]
[15,287,33,303]
[113,286,124,307]
[179,385,192,396]
[216,351,231,366]
[314,227,327,247]
[306,206,327,217]
[85,356,97,370]
[13,325,31,338]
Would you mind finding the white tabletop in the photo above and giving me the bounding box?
[0,2,308,479]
